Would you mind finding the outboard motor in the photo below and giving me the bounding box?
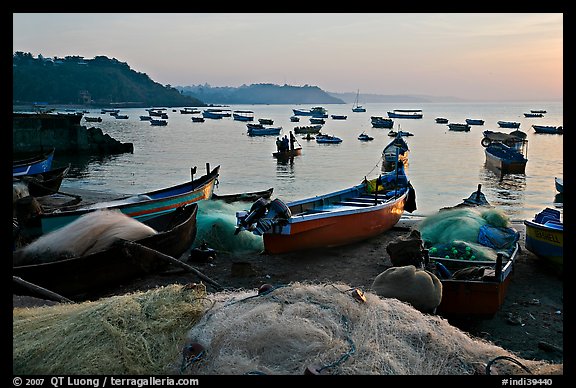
[235,198,291,235]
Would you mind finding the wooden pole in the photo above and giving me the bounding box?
[121,241,224,291]
[13,276,74,304]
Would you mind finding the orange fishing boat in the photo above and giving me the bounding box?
[235,164,416,254]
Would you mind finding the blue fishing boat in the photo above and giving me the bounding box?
[33,165,220,236]
[371,116,394,129]
[532,125,563,134]
[233,110,255,121]
[465,118,484,125]
[13,148,55,177]
[555,177,563,193]
[315,134,342,144]
[524,208,563,272]
[481,130,528,174]
[387,109,423,119]
[246,123,282,136]
[292,106,328,118]
[497,121,521,129]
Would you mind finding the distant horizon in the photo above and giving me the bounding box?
[13,13,563,101]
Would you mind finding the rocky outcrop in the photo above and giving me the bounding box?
[13,112,133,154]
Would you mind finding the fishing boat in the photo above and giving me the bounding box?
[481,130,528,174]
[388,130,413,137]
[202,109,231,119]
[233,110,255,122]
[84,116,102,123]
[191,116,205,123]
[13,148,56,177]
[435,117,449,124]
[28,164,220,237]
[524,207,563,273]
[352,89,366,112]
[258,118,274,125]
[309,117,325,124]
[315,134,342,144]
[371,116,394,129]
[292,106,328,118]
[330,114,347,120]
[532,125,563,134]
[497,121,521,129]
[358,133,374,141]
[555,177,563,193]
[247,123,282,136]
[235,163,416,254]
[290,116,300,122]
[387,109,423,119]
[180,108,201,114]
[447,123,471,132]
[150,119,168,126]
[13,164,70,197]
[465,118,484,125]
[212,188,274,203]
[524,112,544,118]
[382,132,409,172]
[293,125,322,134]
[423,185,521,317]
[140,115,152,121]
[114,114,129,119]
[13,203,199,298]
[273,147,303,158]
[531,109,547,114]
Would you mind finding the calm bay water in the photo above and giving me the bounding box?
[57,101,563,222]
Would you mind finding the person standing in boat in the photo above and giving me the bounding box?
[282,135,289,151]
[289,131,296,151]
[276,137,283,152]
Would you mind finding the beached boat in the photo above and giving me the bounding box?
[524,207,563,273]
[387,109,423,119]
[423,185,521,317]
[532,125,563,134]
[465,118,484,125]
[13,203,198,298]
[435,117,449,124]
[448,123,471,132]
[29,165,219,237]
[247,123,282,136]
[481,130,528,174]
[233,110,255,122]
[235,163,416,254]
[371,116,394,129]
[352,89,366,112]
[555,177,563,193]
[13,164,70,198]
[524,112,544,118]
[84,116,102,123]
[212,188,274,203]
[13,148,56,177]
[497,121,521,129]
[292,106,328,118]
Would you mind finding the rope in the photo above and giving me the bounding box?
[485,355,532,375]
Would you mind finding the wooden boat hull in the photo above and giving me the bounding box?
[13,203,198,297]
[555,177,563,193]
[485,146,527,174]
[13,148,55,177]
[37,165,219,235]
[387,112,423,119]
[273,147,302,158]
[263,191,408,254]
[436,243,519,317]
[212,187,274,203]
[14,164,70,197]
[532,125,563,134]
[524,220,563,271]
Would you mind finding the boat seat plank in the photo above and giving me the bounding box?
[335,201,375,207]
[345,197,384,204]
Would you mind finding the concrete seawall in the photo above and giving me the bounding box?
[13,112,133,154]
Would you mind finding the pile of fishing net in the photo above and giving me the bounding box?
[13,282,560,375]
[416,207,519,261]
[195,200,263,254]
[13,283,208,375]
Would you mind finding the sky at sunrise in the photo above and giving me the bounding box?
[13,13,563,101]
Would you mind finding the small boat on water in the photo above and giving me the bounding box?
[234,162,416,254]
[481,130,528,174]
[387,109,423,119]
[247,123,282,136]
[212,188,274,203]
[258,118,274,125]
[202,109,231,119]
[532,125,563,134]
[555,177,563,193]
[352,89,366,112]
[447,123,471,132]
[13,203,199,298]
[371,116,394,129]
[524,207,563,273]
[84,116,102,123]
[497,121,521,129]
[316,134,342,144]
[180,108,201,114]
[13,164,70,197]
[531,109,547,114]
[435,117,449,124]
[140,115,152,121]
[292,106,328,118]
[13,148,56,177]
[290,116,300,122]
[330,114,347,120]
[382,132,409,172]
[465,118,484,125]
[114,114,129,119]
[388,130,413,137]
[309,117,325,124]
[191,116,205,123]
[27,165,220,237]
[524,112,544,118]
[358,133,374,141]
[273,147,302,159]
[150,119,168,126]
[293,124,322,134]
[233,110,255,122]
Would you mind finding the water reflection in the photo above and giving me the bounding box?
[275,156,296,181]
[479,166,526,209]
[55,153,122,178]
[553,193,563,208]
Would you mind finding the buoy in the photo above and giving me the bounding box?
[258,283,274,295]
